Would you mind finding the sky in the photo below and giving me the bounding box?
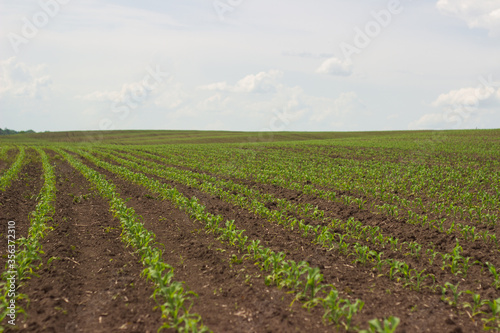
[0,0,499,132]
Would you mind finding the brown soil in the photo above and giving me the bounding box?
[7,154,164,332]
[146,149,500,272]
[78,150,483,332]
[0,148,19,173]
[231,179,500,271]
[69,150,334,333]
[118,149,500,279]
[0,150,44,271]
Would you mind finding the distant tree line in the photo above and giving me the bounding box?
[0,128,35,135]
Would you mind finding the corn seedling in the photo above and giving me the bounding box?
[463,291,486,317]
[359,316,400,333]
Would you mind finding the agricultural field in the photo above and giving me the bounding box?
[0,129,499,332]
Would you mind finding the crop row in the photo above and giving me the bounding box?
[70,147,402,332]
[55,148,209,332]
[0,147,25,191]
[131,146,499,250]
[0,148,54,330]
[136,145,499,225]
[0,147,9,161]
[98,148,500,287]
[92,147,500,330]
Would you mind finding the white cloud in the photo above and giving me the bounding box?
[432,85,498,108]
[196,93,230,113]
[410,81,500,129]
[309,92,362,122]
[0,57,52,99]
[194,70,366,131]
[408,109,493,130]
[200,70,283,93]
[436,0,500,35]
[315,57,353,76]
[3,1,499,132]
[77,73,187,110]
[78,81,158,104]
[154,83,188,109]
[408,113,449,129]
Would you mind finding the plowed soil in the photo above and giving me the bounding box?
[8,155,163,332]
[0,148,19,173]
[77,150,482,332]
[0,151,44,271]
[73,150,333,333]
[1,147,495,333]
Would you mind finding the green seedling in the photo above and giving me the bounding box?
[359,316,400,333]
[463,290,486,317]
[487,262,500,289]
[482,298,500,330]
[440,282,462,307]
